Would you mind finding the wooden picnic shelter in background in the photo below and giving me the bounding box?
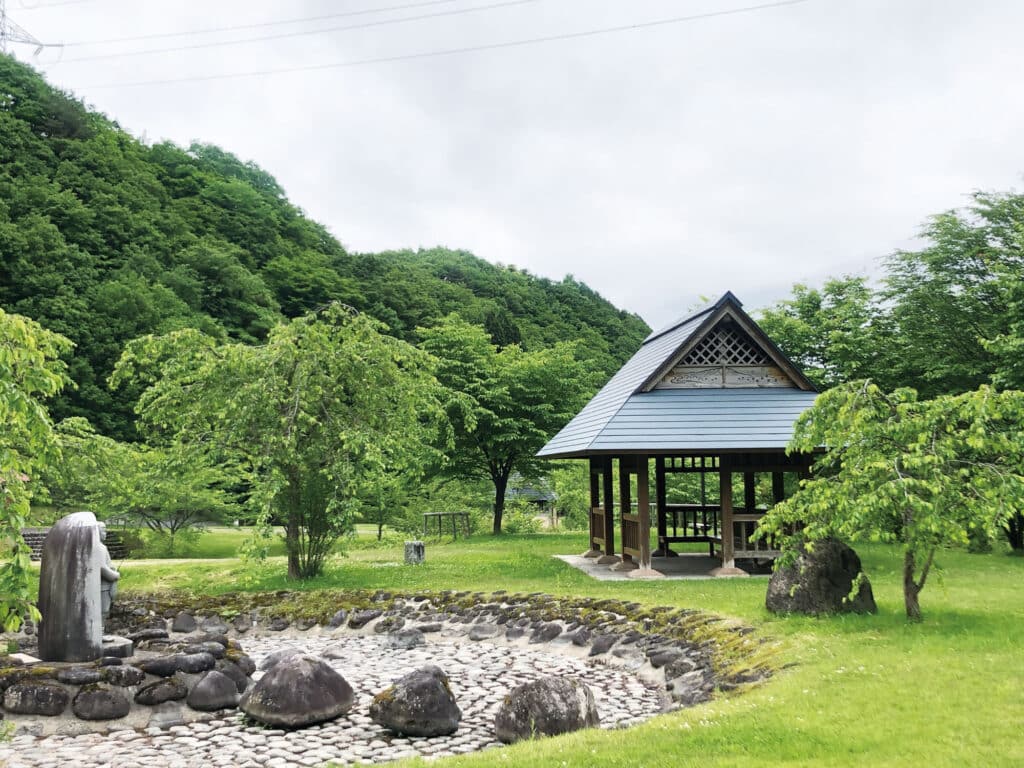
[537,292,819,578]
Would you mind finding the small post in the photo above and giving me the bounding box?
[404,541,425,565]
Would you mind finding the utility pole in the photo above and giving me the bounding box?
[0,0,49,56]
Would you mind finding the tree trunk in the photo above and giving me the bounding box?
[1006,512,1024,551]
[902,550,922,621]
[285,511,301,580]
[492,471,509,535]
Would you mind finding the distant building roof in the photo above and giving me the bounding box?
[537,292,818,458]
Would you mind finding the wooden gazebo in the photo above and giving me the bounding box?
[537,292,818,577]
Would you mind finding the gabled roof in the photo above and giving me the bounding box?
[537,292,818,459]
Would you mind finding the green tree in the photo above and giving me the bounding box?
[758,382,1024,620]
[757,276,893,390]
[0,308,71,630]
[47,418,237,555]
[418,315,592,534]
[884,190,1024,397]
[112,304,446,578]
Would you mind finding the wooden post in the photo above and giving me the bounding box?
[629,456,663,579]
[652,457,674,557]
[712,462,745,577]
[598,457,618,564]
[583,458,602,557]
[744,471,756,513]
[611,457,638,571]
[772,472,785,504]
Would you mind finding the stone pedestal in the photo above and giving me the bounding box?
[404,541,425,565]
[627,568,665,580]
[581,549,601,558]
[709,566,750,578]
[610,558,638,572]
[596,554,620,565]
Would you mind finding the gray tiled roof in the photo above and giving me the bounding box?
[537,293,817,458]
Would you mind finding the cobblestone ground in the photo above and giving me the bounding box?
[1,634,664,768]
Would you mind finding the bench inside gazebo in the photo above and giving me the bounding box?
[538,292,819,578]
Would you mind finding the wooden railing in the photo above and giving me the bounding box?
[732,511,780,558]
[621,513,641,558]
[665,503,720,540]
[590,507,606,550]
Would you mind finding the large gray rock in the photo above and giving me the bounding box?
[240,654,354,728]
[369,665,461,737]
[386,628,425,650]
[3,681,69,716]
[766,539,877,615]
[139,652,217,677]
[171,612,196,633]
[103,664,145,687]
[135,676,188,705]
[187,670,240,711]
[258,647,300,671]
[494,677,600,744]
[72,684,130,720]
[37,512,107,662]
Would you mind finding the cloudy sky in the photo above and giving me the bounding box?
[8,0,1024,328]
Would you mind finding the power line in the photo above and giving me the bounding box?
[1,0,58,52]
[82,0,815,89]
[63,0,460,47]
[59,0,541,63]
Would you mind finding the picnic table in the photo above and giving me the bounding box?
[422,511,471,539]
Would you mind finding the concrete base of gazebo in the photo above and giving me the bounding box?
[555,553,769,581]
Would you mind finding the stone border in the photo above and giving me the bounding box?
[2,589,775,738]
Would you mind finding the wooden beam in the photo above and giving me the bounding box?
[619,461,632,564]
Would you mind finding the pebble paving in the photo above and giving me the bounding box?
[0,633,663,768]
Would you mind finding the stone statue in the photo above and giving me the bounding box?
[37,511,119,662]
[98,522,120,618]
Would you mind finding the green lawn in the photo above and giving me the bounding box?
[113,533,1024,767]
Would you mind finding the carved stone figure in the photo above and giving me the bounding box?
[37,511,119,662]
[98,523,120,618]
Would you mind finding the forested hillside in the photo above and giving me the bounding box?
[0,56,648,438]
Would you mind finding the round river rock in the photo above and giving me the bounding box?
[240,653,354,728]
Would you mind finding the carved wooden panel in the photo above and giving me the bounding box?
[657,364,794,389]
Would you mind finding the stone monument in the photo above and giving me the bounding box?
[37,511,122,662]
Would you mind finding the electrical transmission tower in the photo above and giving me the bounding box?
[0,0,49,55]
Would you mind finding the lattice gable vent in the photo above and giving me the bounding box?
[681,322,772,366]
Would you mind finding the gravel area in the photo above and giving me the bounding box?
[0,633,664,768]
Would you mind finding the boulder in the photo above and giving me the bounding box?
[369,665,461,737]
[199,616,230,634]
[3,681,69,715]
[171,612,197,633]
[103,664,146,686]
[588,635,617,656]
[766,539,877,615]
[183,642,226,659]
[231,614,251,633]
[327,609,348,628]
[347,609,382,629]
[529,623,562,644]
[139,652,216,677]
[494,677,600,744]
[267,617,290,632]
[187,670,240,711]
[386,628,425,650]
[228,652,256,677]
[258,647,301,671]
[240,654,354,728]
[72,684,130,720]
[57,666,103,685]
[135,676,188,705]
[128,628,169,643]
[373,615,405,634]
[215,659,251,693]
[468,625,498,641]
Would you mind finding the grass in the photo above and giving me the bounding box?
[83,534,1024,765]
